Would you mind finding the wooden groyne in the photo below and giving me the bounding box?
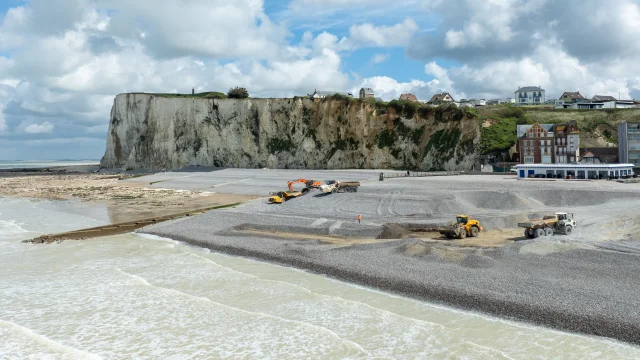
[24,203,240,244]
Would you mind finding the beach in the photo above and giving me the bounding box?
[0,166,257,223]
[134,169,640,344]
[4,167,640,358]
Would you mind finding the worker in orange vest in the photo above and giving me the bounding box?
[357,214,361,224]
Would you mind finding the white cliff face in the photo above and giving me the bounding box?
[101,94,480,171]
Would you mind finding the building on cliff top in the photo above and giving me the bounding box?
[592,95,617,101]
[559,91,585,103]
[309,89,353,99]
[428,92,454,104]
[515,86,545,105]
[399,93,418,102]
[359,87,374,99]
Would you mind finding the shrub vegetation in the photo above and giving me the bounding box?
[227,87,249,99]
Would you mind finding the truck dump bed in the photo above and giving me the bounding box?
[337,181,360,188]
[518,216,557,229]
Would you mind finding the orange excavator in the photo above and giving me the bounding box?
[287,179,321,191]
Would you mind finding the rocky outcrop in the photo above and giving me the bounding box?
[101,94,480,171]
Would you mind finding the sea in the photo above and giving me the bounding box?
[2,197,640,359]
[0,160,99,170]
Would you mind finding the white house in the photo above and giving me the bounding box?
[515,86,545,105]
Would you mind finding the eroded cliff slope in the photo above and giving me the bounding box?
[101,94,480,171]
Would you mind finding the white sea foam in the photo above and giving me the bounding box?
[114,267,373,357]
[0,219,28,236]
[0,320,102,360]
[3,197,640,359]
[134,233,179,245]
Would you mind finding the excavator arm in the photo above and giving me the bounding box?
[288,179,321,191]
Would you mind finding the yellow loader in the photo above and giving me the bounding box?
[439,215,483,239]
[267,190,306,204]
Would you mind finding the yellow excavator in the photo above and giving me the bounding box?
[268,179,320,204]
[439,215,483,239]
[287,179,321,191]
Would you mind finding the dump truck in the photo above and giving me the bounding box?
[319,180,360,194]
[267,189,309,204]
[439,215,483,239]
[518,212,576,238]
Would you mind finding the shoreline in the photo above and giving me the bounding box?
[145,223,640,345]
[0,168,258,224]
[11,167,640,346]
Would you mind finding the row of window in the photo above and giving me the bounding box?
[518,92,543,97]
[521,138,574,146]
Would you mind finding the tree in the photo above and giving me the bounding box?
[227,87,249,99]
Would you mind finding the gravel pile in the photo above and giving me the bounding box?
[139,172,640,344]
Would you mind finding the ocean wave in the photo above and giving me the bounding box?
[134,233,180,245]
[0,320,102,360]
[114,267,372,356]
[0,219,29,236]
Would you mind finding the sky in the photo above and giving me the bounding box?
[1,0,640,160]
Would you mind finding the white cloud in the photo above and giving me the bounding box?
[348,18,418,48]
[371,53,390,64]
[24,137,100,146]
[2,0,640,160]
[24,121,54,134]
[0,107,6,133]
[307,18,419,54]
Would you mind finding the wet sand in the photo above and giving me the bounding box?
[0,169,258,223]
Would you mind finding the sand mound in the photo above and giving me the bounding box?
[378,223,411,239]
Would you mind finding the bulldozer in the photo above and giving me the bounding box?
[439,215,483,239]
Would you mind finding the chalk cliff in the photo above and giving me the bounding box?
[100,93,480,171]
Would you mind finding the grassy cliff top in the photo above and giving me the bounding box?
[478,105,640,154]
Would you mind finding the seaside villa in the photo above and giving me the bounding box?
[514,164,635,179]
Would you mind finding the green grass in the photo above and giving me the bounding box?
[376,130,396,148]
[424,129,461,157]
[145,92,228,99]
[479,117,519,154]
[478,105,640,152]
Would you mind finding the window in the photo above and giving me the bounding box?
[570,137,574,144]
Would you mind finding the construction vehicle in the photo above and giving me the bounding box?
[439,215,483,239]
[519,212,576,239]
[319,180,360,194]
[267,190,308,204]
[288,179,321,192]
